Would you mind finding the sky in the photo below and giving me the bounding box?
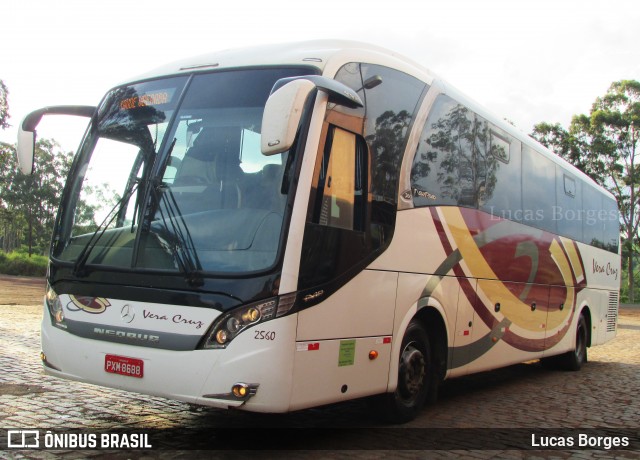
[1,0,639,153]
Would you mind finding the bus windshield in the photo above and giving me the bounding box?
[54,68,308,275]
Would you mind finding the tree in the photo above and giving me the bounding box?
[0,79,9,130]
[531,122,606,184]
[533,80,640,301]
[0,141,72,255]
[0,81,102,258]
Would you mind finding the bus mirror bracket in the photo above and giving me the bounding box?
[16,105,96,175]
[261,76,364,156]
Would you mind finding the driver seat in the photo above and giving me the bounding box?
[183,126,244,209]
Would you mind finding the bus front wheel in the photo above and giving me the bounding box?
[373,320,433,423]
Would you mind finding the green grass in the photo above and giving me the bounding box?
[0,251,47,277]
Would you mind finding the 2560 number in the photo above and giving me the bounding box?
[254,330,276,340]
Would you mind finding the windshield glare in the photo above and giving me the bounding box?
[56,68,307,275]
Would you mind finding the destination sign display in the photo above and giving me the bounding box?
[119,89,175,111]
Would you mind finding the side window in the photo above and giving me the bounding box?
[411,95,515,212]
[583,184,604,248]
[480,132,522,221]
[298,63,426,292]
[333,62,426,231]
[556,169,583,241]
[522,145,557,233]
[411,96,473,207]
[603,197,620,253]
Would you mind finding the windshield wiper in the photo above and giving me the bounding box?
[72,182,139,277]
[152,180,204,287]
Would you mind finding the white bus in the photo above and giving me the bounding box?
[17,40,620,422]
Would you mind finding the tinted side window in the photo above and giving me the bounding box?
[522,144,557,233]
[583,184,604,248]
[603,197,620,253]
[411,95,465,207]
[298,64,426,291]
[480,129,521,219]
[555,168,583,241]
[334,63,426,226]
[411,95,518,212]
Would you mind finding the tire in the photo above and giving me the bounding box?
[372,321,433,423]
[542,314,588,371]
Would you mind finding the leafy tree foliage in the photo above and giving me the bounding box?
[1,140,71,255]
[533,80,640,301]
[0,79,9,130]
[0,140,101,257]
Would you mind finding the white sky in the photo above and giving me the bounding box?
[1,0,639,153]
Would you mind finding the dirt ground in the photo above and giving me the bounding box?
[1,273,639,320]
[0,274,46,305]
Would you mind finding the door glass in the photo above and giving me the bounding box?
[318,128,356,230]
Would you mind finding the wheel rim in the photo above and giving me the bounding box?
[398,341,426,404]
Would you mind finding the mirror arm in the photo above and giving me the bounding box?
[270,75,363,109]
[17,105,96,175]
[21,105,96,131]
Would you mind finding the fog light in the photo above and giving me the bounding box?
[203,383,259,403]
[230,382,258,400]
[232,383,249,398]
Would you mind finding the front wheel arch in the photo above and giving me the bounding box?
[371,307,448,423]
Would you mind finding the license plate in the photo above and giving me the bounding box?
[105,354,144,378]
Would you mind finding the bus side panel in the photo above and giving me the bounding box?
[542,285,576,357]
[577,242,620,346]
[289,336,392,411]
[296,270,398,341]
[290,269,398,410]
[583,289,612,347]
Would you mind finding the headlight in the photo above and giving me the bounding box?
[200,298,276,349]
[45,284,67,329]
[200,293,296,349]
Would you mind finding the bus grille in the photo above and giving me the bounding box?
[607,291,619,332]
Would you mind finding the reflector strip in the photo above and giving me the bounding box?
[296,342,320,351]
[376,336,392,344]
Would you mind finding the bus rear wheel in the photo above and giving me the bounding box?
[561,313,588,370]
[542,313,588,371]
[372,320,433,423]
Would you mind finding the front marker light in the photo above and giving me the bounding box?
[45,284,66,329]
[200,298,277,349]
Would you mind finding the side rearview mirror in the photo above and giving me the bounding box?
[261,76,364,156]
[261,79,315,156]
[17,123,36,175]
[16,105,96,175]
